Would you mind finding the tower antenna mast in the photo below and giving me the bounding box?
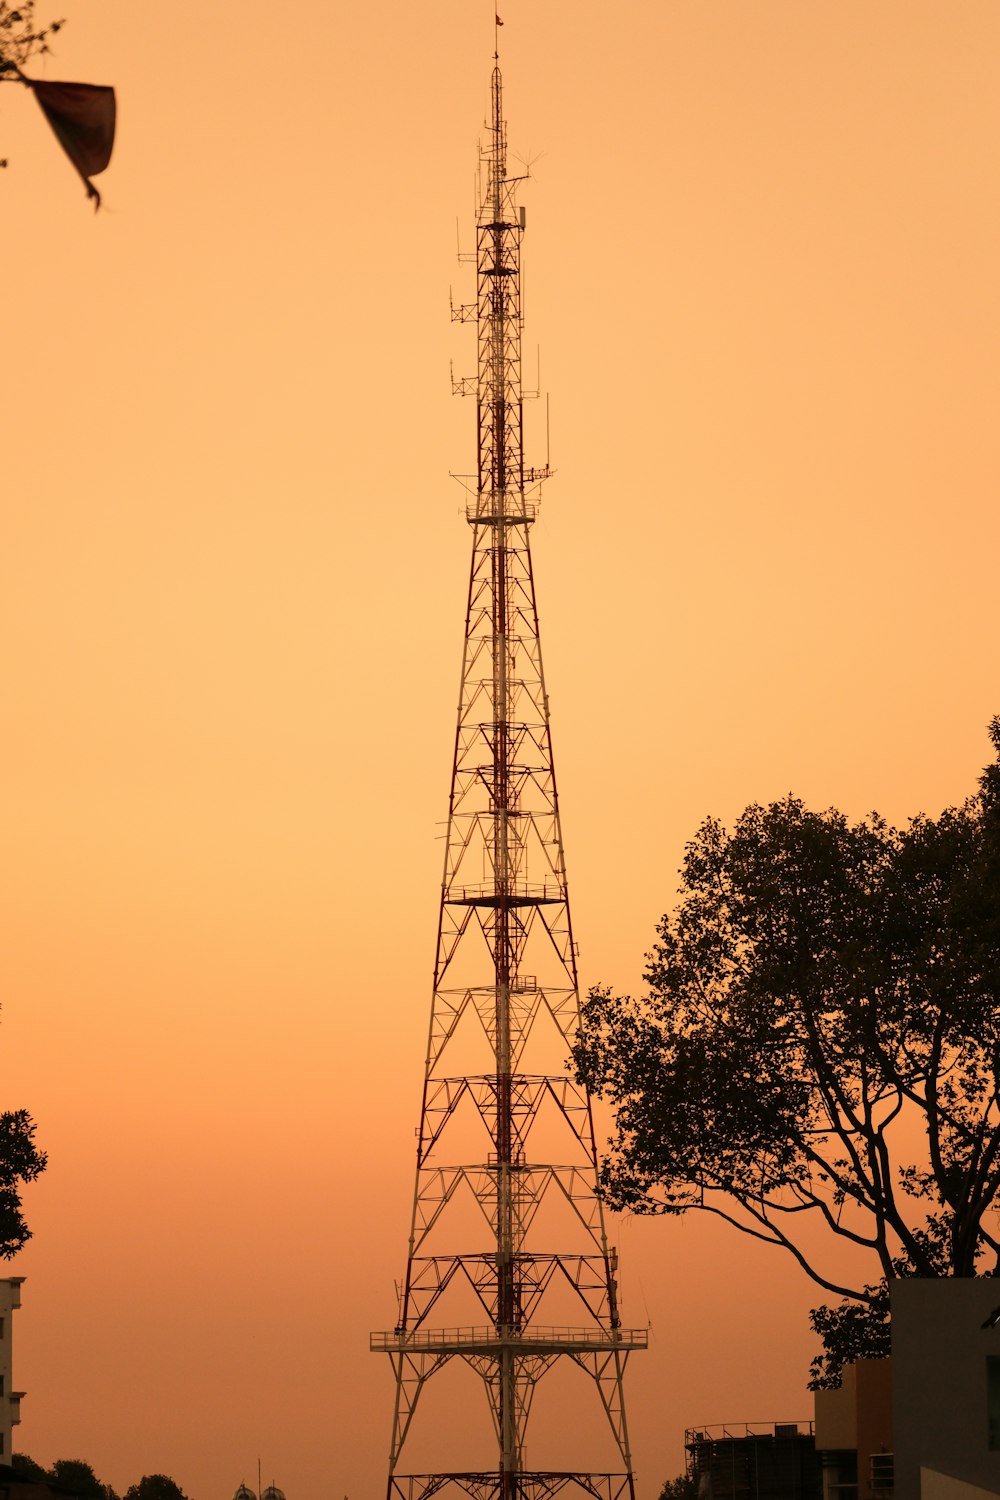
[372,36,645,1500]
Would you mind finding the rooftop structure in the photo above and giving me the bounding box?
[686,1422,820,1500]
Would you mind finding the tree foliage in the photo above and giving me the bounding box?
[10,1460,182,1500]
[48,1461,117,1500]
[574,720,1000,1365]
[0,2,63,75]
[657,1475,699,1500]
[124,1477,189,1500]
[807,1280,891,1388]
[11,1455,50,1482]
[0,1108,47,1258]
[0,1,63,169]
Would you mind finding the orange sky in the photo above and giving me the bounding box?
[4,2,1000,1497]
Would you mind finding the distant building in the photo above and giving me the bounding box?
[685,1421,821,1500]
[0,1278,25,1463]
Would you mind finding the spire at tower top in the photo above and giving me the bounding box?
[490,61,505,190]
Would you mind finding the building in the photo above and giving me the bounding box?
[814,1357,894,1500]
[686,1421,821,1500]
[891,1278,1000,1500]
[808,1279,1000,1500]
[0,1278,25,1464]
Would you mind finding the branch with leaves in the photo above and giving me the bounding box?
[0,1108,47,1257]
[0,1,63,76]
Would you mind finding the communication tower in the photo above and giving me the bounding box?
[371,44,645,1500]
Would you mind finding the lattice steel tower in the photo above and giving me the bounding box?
[371,49,645,1500]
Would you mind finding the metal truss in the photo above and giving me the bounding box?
[373,58,643,1500]
[389,1476,636,1500]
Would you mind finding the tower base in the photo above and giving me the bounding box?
[390,1475,637,1500]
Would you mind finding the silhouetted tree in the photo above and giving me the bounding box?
[11,1455,49,1482]
[574,720,1000,1384]
[807,1278,892,1389]
[48,1461,117,1500]
[657,1475,698,1500]
[124,1476,189,1500]
[0,1109,47,1257]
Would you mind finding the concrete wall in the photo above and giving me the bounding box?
[920,1467,1000,1500]
[815,1364,858,1451]
[891,1279,1000,1500]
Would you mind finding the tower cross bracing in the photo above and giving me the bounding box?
[372,58,644,1500]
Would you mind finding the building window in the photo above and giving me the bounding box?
[870,1454,893,1489]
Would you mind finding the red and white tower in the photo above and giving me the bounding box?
[371,52,645,1500]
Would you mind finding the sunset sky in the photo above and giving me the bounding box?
[4,2,1000,1497]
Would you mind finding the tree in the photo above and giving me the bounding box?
[807,1278,891,1388]
[11,1455,49,1482]
[657,1475,699,1500]
[573,720,1000,1381]
[49,1462,117,1500]
[124,1477,189,1500]
[0,1109,47,1257]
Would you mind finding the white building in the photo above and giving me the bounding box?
[0,1277,25,1463]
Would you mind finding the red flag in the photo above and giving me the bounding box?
[495,14,504,24]
[29,79,116,210]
